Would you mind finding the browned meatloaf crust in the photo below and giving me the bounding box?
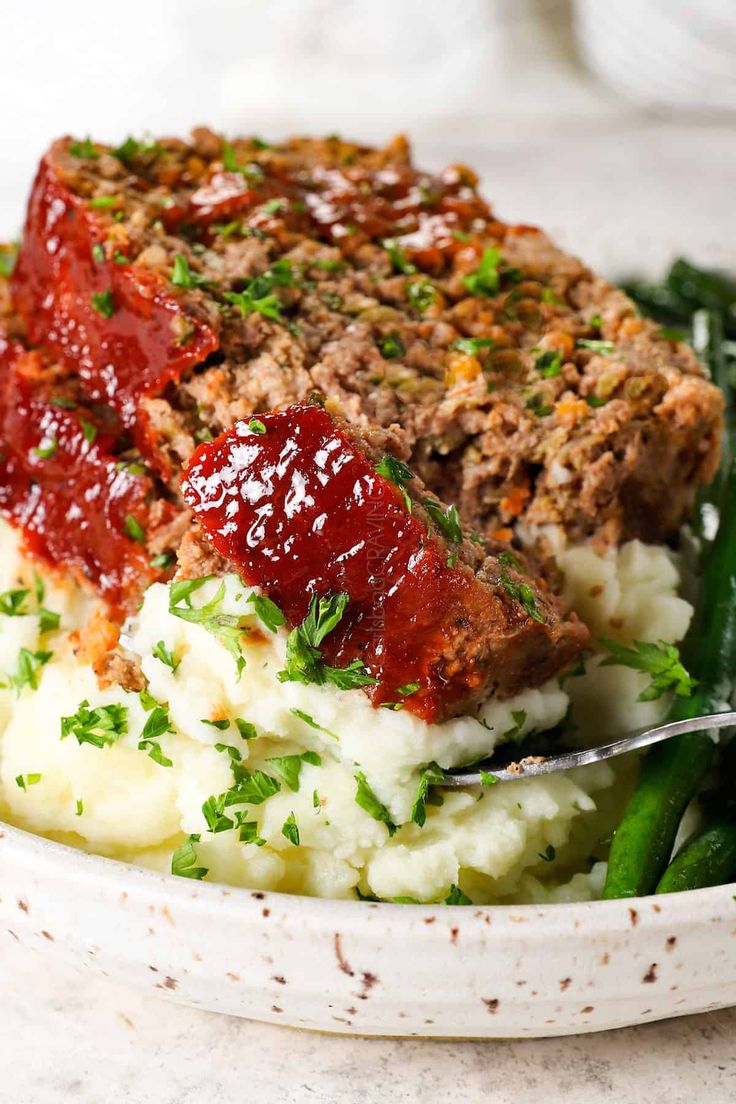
[12,131,723,550]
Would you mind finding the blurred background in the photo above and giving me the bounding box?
[2,0,735,277]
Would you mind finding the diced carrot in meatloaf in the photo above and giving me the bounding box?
[11,130,723,548]
[180,399,588,724]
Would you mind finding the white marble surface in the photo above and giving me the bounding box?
[4,937,736,1103]
[3,3,736,1099]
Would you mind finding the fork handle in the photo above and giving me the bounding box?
[442,710,736,786]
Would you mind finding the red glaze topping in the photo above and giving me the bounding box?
[186,162,496,271]
[0,334,158,616]
[11,154,219,472]
[182,404,506,723]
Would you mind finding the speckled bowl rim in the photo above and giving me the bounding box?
[3,817,733,928]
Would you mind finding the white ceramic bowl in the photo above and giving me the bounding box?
[1,820,734,1037]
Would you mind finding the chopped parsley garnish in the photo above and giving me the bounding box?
[586,394,609,408]
[152,640,179,672]
[452,337,495,356]
[0,589,29,616]
[525,393,554,417]
[445,884,472,905]
[0,244,18,278]
[202,718,230,730]
[215,743,242,761]
[150,551,175,571]
[502,709,528,744]
[76,799,84,816]
[237,819,266,846]
[313,257,344,273]
[39,607,60,633]
[139,689,157,711]
[221,141,263,182]
[538,844,556,863]
[266,751,321,792]
[278,592,375,690]
[463,247,501,297]
[247,592,285,632]
[15,773,42,791]
[91,289,116,318]
[424,499,463,543]
[80,417,97,446]
[247,418,267,435]
[599,639,697,702]
[382,238,417,275]
[281,812,300,846]
[212,219,245,239]
[113,135,161,163]
[11,648,52,693]
[289,708,339,740]
[69,137,99,159]
[171,834,208,880]
[541,287,562,305]
[590,313,603,329]
[479,769,499,786]
[123,515,146,543]
[312,788,321,810]
[261,198,284,216]
[497,550,521,570]
[60,699,128,748]
[202,793,234,834]
[138,705,174,767]
[379,332,405,359]
[169,576,248,678]
[534,350,563,378]
[354,772,396,836]
[500,572,545,624]
[227,768,281,805]
[114,250,130,265]
[375,453,414,511]
[223,259,297,324]
[32,437,58,460]
[577,338,615,354]
[235,718,258,741]
[49,396,78,410]
[410,762,445,827]
[170,254,215,291]
[406,277,438,313]
[92,243,105,264]
[88,195,118,209]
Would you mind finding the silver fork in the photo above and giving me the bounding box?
[441,710,736,786]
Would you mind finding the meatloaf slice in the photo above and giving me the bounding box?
[12,131,723,547]
[0,263,184,615]
[181,398,588,724]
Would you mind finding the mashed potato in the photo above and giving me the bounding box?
[0,522,692,904]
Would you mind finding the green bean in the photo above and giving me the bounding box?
[620,280,692,325]
[666,259,736,337]
[691,309,729,534]
[603,457,736,899]
[601,695,716,899]
[655,816,736,894]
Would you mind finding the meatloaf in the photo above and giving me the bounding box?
[0,268,185,615]
[180,398,588,723]
[12,131,723,549]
